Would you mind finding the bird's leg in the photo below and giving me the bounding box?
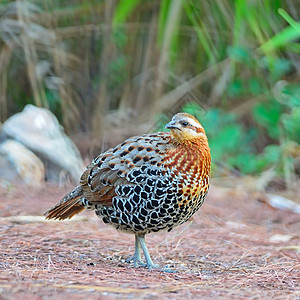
[137,234,159,269]
[125,234,146,267]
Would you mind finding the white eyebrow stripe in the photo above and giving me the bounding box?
[187,118,201,128]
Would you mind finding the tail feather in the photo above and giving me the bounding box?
[45,186,85,220]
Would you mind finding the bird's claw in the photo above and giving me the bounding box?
[126,255,146,268]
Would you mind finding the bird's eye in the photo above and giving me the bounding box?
[181,121,189,127]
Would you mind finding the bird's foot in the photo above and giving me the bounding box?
[145,262,159,270]
[125,255,146,268]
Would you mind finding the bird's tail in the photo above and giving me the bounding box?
[45,186,85,220]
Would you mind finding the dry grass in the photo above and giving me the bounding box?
[0,183,299,299]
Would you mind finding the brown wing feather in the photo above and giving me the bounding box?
[45,131,172,220]
[79,132,172,207]
[80,164,129,206]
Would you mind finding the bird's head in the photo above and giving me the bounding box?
[165,113,207,143]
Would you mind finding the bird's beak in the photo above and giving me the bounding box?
[165,121,180,130]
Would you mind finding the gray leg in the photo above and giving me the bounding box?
[126,234,146,267]
[137,234,158,269]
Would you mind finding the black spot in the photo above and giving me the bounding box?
[156,189,164,197]
[111,217,118,224]
[103,217,109,224]
[133,156,142,164]
[145,185,151,193]
[160,207,166,214]
[163,203,169,209]
[140,208,147,216]
[152,228,160,232]
[146,179,155,186]
[164,217,171,222]
[128,146,134,151]
[88,176,92,185]
[170,211,177,216]
[157,181,163,188]
[143,157,149,162]
[138,146,144,151]
[138,215,146,222]
[121,142,127,147]
[135,225,144,231]
[166,193,173,200]
[109,163,115,169]
[120,151,129,157]
[167,228,173,232]
[151,199,159,207]
[132,194,140,203]
[150,170,157,176]
[150,218,158,225]
[132,170,141,177]
[146,202,153,209]
[141,166,147,172]
[174,204,179,209]
[117,170,123,176]
[117,200,124,211]
[132,215,140,224]
[121,214,128,223]
[135,176,144,183]
[134,186,141,194]
[151,212,158,219]
[113,148,118,153]
[146,147,152,152]
[165,199,171,204]
[167,207,174,214]
[140,192,148,200]
[125,202,132,211]
[122,186,130,194]
[176,193,182,197]
[101,209,108,216]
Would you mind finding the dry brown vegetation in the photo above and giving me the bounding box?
[0,183,299,299]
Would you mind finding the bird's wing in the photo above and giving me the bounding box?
[80,132,172,206]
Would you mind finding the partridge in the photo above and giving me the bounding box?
[45,113,211,269]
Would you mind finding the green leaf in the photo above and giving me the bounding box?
[259,9,300,53]
[281,108,300,142]
[253,100,282,139]
[113,0,140,27]
[227,46,250,64]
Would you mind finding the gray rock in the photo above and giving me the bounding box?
[0,104,85,183]
[0,140,45,186]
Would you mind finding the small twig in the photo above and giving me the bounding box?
[47,255,57,271]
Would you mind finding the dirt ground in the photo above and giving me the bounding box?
[0,181,299,299]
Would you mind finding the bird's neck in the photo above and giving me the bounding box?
[166,138,211,176]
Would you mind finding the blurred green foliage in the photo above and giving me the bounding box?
[0,0,300,186]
